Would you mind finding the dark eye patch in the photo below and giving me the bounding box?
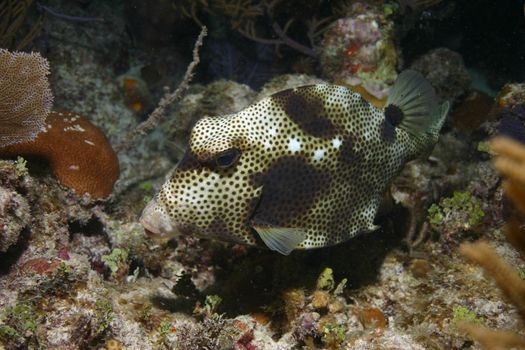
[215,148,241,168]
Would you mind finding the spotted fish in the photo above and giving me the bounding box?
[141,70,449,255]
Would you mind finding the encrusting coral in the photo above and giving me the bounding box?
[459,137,525,349]
[0,159,31,253]
[0,48,53,147]
[320,2,398,100]
[0,111,120,199]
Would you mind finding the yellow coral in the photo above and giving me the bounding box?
[459,137,525,349]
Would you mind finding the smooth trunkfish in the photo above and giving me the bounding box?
[141,70,449,255]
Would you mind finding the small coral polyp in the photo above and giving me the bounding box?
[320,2,398,100]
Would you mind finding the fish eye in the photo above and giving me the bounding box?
[215,148,241,168]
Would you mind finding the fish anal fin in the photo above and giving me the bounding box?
[252,223,306,255]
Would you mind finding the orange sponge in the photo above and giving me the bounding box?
[0,111,119,199]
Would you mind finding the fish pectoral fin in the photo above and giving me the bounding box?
[386,70,448,137]
[252,224,306,256]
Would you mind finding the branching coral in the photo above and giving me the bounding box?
[0,48,53,148]
[459,137,525,349]
[117,26,207,152]
[173,0,330,58]
[397,0,443,12]
[0,0,43,50]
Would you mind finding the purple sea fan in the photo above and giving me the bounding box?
[0,49,53,147]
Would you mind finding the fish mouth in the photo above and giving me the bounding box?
[140,199,178,239]
[140,215,163,238]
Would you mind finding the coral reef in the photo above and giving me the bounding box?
[410,48,472,105]
[497,83,525,109]
[257,74,327,99]
[320,2,398,100]
[0,49,52,147]
[0,159,30,253]
[451,91,494,130]
[0,1,524,349]
[427,191,486,245]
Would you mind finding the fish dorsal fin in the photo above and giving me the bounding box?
[252,224,306,255]
[386,70,448,137]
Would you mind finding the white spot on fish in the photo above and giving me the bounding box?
[332,137,342,149]
[288,138,301,153]
[313,149,325,161]
[268,127,277,137]
[68,165,80,171]
[84,139,95,146]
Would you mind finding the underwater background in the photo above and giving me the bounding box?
[1,0,525,349]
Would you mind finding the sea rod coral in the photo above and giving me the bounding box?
[460,137,525,349]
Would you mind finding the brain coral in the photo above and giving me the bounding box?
[0,111,120,199]
[0,49,53,147]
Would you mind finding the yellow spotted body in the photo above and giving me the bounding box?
[141,71,448,254]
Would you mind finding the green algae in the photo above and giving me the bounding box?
[452,305,484,327]
[428,191,485,227]
[317,267,335,291]
[101,248,129,276]
[94,300,114,333]
[14,156,28,177]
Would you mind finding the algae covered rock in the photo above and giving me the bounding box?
[0,187,29,253]
[257,74,327,100]
[410,48,471,104]
[320,2,399,100]
[0,159,31,253]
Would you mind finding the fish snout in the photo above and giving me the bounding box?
[140,199,177,239]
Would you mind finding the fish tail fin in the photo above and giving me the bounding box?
[386,70,449,138]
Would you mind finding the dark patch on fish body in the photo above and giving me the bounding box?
[338,136,356,165]
[271,89,337,139]
[178,222,200,236]
[381,120,396,143]
[207,217,233,242]
[251,156,331,227]
[177,150,202,171]
[384,104,404,127]
[382,104,404,143]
